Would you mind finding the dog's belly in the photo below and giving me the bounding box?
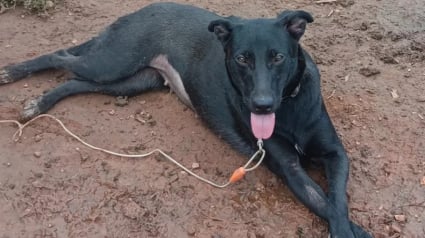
[150,54,194,109]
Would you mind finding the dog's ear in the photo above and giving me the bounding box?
[208,19,233,45]
[277,10,313,41]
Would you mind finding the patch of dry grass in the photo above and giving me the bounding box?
[0,0,56,14]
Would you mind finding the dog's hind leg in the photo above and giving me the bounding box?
[21,67,164,120]
[0,48,83,85]
[0,37,105,85]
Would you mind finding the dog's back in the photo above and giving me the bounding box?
[69,3,224,82]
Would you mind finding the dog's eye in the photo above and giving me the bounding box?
[235,55,248,65]
[273,53,285,64]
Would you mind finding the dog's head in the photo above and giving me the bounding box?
[208,10,313,139]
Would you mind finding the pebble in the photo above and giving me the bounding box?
[391,223,402,233]
[394,214,406,222]
[46,1,54,9]
[114,96,129,107]
[34,172,43,178]
[380,55,398,64]
[359,67,381,77]
[34,151,42,158]
[34,135,42,142]
[191,162,200,169]
[186,225,196,236]
[80,153,89,162]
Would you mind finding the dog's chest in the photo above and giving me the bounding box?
[150,54,194,109]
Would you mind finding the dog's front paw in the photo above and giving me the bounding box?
[20,97,43,122]
[350,221,373,238]
[329,222,355,238]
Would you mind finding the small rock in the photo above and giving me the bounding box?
[34,135,42,142]
[384,225,390,232]
[135,111,154,125]
[379,54,398,64]
[339,0,355,7]
[186,225,196,236]
[344,74,350,82]
[80,153,89,162]
[391,223,402,233]
[359,22,368,31]
[46,1,54,9]
[420,176,425,185]
[108,109,115,115]
[114,96,129,107]
[34,151,42,158]
[394,214,406,222]
[359,67,380,77]
[369,30,384,40]
[410,40,424,52]
[34,172,43,178]
[389,32,403,41]
[191,162,200,169]
[255,182,266,192]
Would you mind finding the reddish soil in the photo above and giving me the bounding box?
[0,0,424,237]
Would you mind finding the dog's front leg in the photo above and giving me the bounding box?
[263,137,355,238]
[309,131,373,238]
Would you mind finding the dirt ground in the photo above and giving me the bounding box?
[0,0,424,237]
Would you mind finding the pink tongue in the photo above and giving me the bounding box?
[250,113,276,139]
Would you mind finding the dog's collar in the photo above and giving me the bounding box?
[290,83,301,98]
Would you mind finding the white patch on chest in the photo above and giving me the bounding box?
[150,54,194,109]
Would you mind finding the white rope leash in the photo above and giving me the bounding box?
[0,114,266,188]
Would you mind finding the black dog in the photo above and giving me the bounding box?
[0,3,372,237]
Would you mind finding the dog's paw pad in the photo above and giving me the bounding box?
[0,69,12,84]
[21,97,42,121]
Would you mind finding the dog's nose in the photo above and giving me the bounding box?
[252,95,273,114]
